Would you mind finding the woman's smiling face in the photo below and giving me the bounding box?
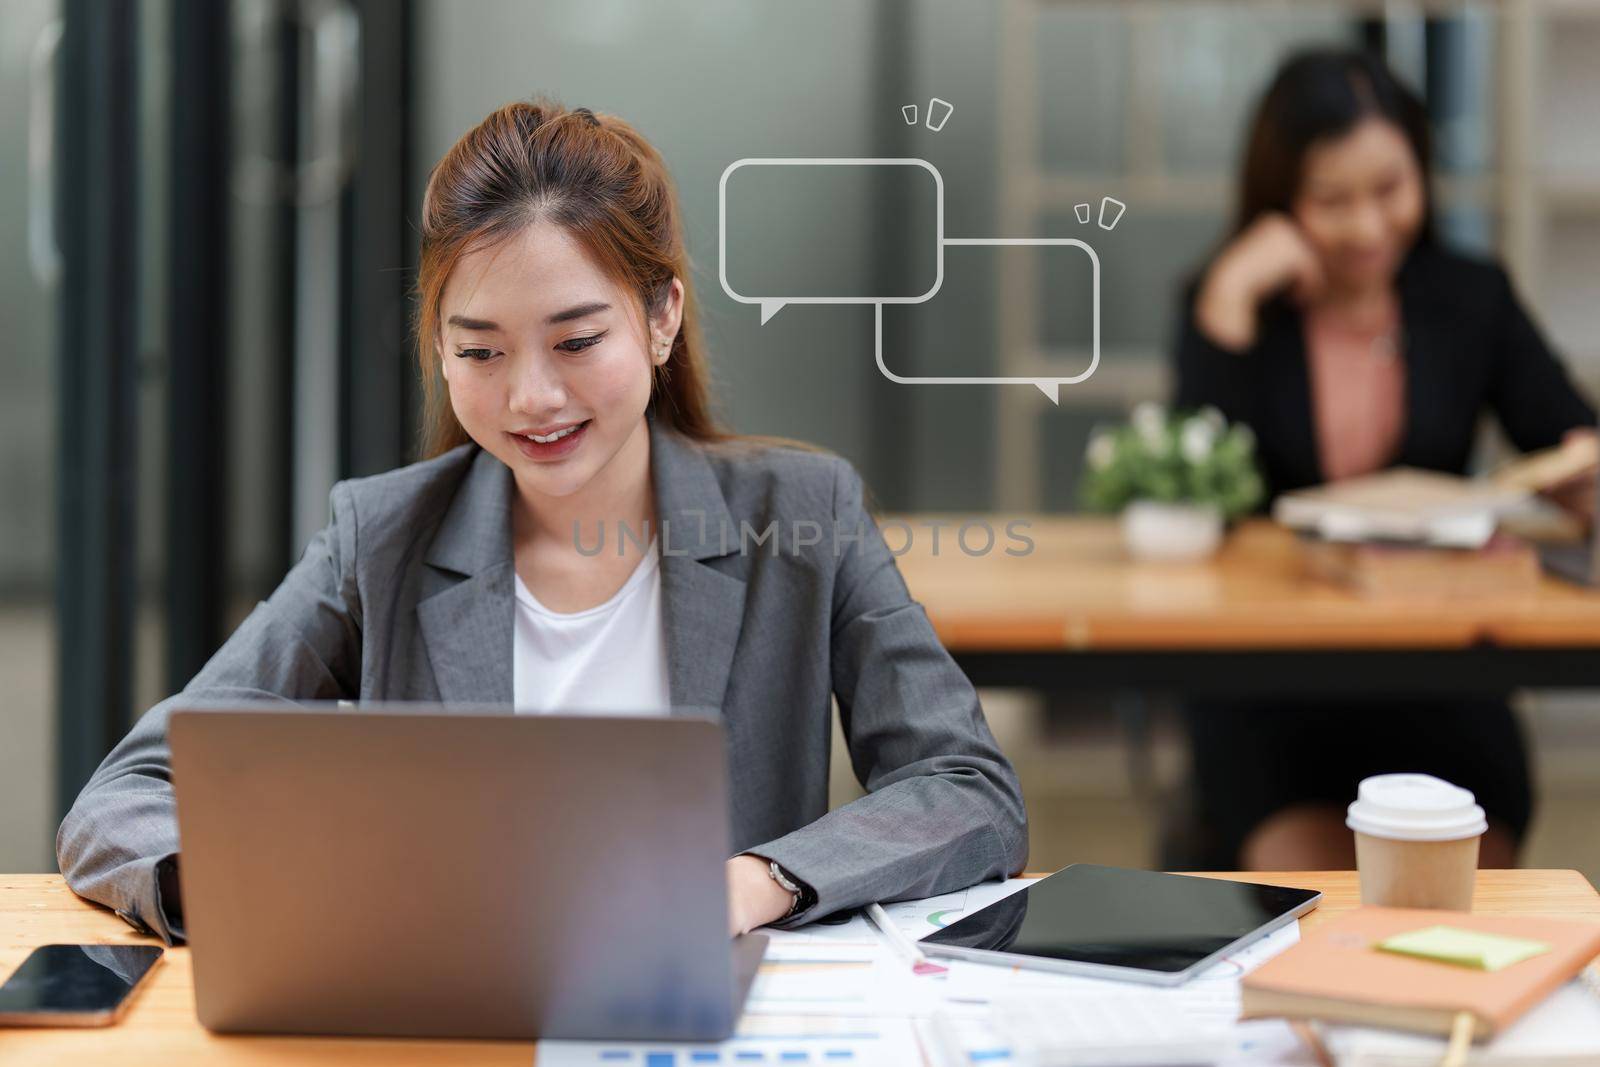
[437,218,681,501]
[1291,116,1426,293]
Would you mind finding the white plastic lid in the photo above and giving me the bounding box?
[1346,773,1488,842]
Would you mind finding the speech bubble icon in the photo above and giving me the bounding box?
[876,237,1100,403]
[718,156,1104,401]
[718,158,945,324]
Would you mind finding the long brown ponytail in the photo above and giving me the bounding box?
[415,99,725,458]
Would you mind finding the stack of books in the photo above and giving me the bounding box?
[1271,451,1595,597]
[1241,907,1600,1065]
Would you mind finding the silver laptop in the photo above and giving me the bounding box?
[1537,510,1600,585]
[169,705,767,1040]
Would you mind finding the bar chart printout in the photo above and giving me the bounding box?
[536,1014,922,1066]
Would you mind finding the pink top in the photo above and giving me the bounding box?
[1304,297,1407,482]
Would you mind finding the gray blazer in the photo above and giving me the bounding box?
[57,418,1028,943]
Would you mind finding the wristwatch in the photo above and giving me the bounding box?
[766,860,813,919]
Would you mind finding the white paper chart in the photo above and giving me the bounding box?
[536,1014,922,1066]
[539,878,1322,1066]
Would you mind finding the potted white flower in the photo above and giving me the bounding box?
[1081,403,1264,561]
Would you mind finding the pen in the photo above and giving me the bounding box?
[865,902,947,976]
[1290,1020,1335,1067]
[1441,1010,1474,1067]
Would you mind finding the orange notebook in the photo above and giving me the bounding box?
[1241,907,1600,1039]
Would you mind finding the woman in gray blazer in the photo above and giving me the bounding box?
[57,99,1028,945]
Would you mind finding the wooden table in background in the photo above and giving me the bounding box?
[891,517,1600,694]
[3,869,1596,1066]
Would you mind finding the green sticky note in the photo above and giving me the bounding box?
[1377,925,1551,971]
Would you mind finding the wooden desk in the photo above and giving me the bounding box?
[3,870,1596,1065]
[891,517,1600,694]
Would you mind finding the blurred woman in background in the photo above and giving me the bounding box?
[1173,49,1595,871]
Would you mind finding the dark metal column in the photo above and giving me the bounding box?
[272,8,300,575]
[165,0,232,692]
[343,0,415,476]
[55,0,140,817]
[868,0,916,509]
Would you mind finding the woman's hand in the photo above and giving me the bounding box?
[1540,428,1599,528]
[1196,212,1325,350]
[726,854,795,936]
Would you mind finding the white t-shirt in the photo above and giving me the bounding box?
[511,543,671,715]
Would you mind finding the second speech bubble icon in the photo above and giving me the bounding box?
[719,157,1101,403]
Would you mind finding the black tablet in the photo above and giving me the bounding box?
[919,864,1321,986]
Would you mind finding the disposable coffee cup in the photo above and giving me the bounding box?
[1346,773,1486,911]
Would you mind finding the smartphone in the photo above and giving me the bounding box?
[0,944,164,1027]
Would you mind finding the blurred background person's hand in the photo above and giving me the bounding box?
[1540,428,1600,529]
[1196,213,1326,350]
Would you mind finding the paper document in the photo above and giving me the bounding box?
[937,918,1308,1062]
[761,877,1032,953]
[536,1013,922,1066]
[940,921,1299,1023]
[743,941,937,1017]
[748,878,1034,1017]
[542,878,1322,1065]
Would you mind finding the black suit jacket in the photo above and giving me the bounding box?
[1172,242,1594,501]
